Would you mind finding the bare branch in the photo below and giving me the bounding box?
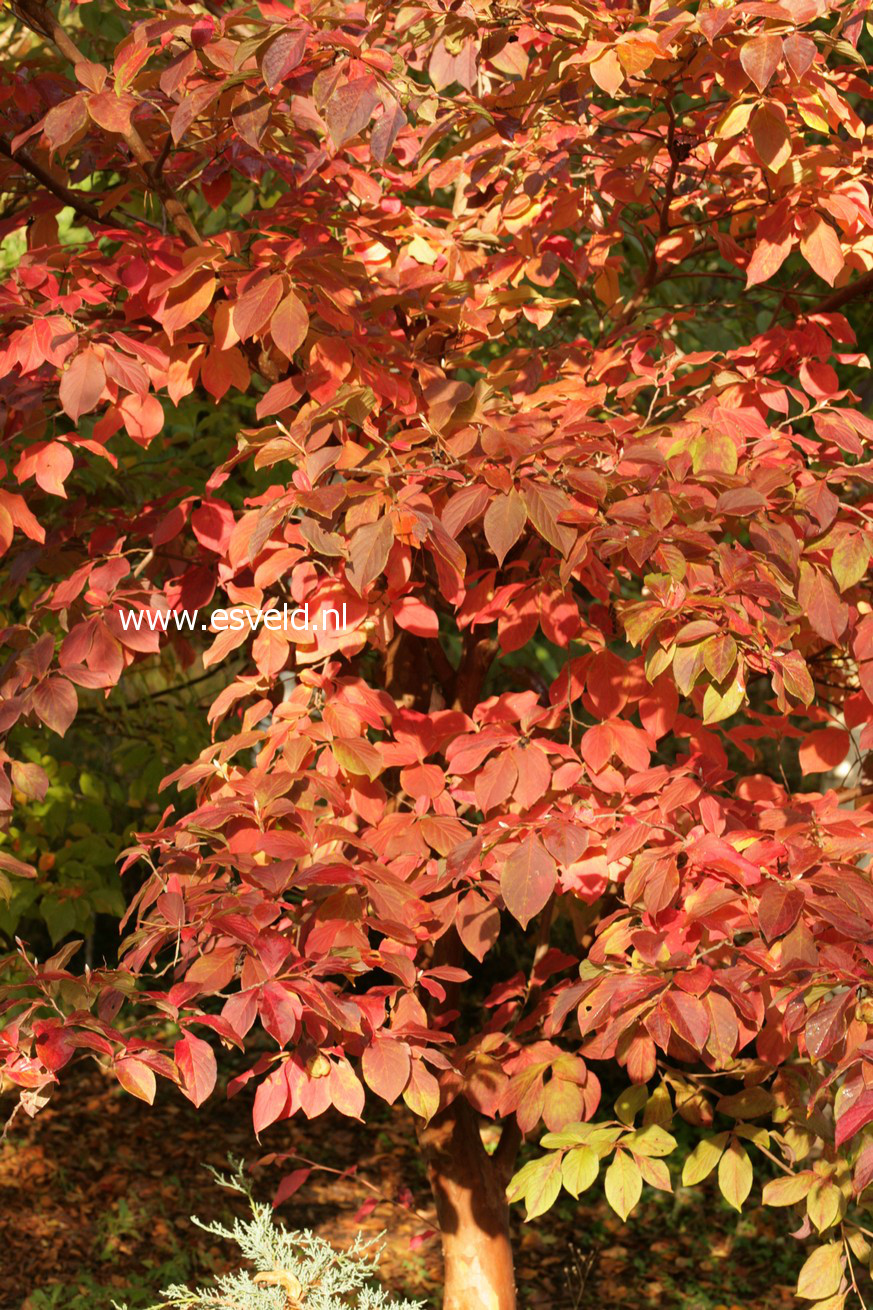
[0,135,107,225]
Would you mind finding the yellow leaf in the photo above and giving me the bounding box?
[796,1242,843,1300]
[590,49,623,96]
[605,1150,642,1221]
[718,1141,753,1211]
[716,101,754,139]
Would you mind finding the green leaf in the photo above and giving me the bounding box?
[604,1150,642,1221]
[643,1084,673,1127]
[562,1145,599,1198]
[702,670,745,725]
[832,533,871,591]
[507,1152,564,1221]
[614,1084,648,1126]
[40,894,78,944]
[717,1087,775,1119]
[623,1124,677,1158]
[682,1133,728,1186]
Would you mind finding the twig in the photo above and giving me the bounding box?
[12,0,201,246]
[0,135,107,225]
[813,268,873,316]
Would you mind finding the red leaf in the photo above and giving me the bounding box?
[798,564,848,645]
[201,346,250,401]
[233,274,285,342]
[260,27,309,88]
[87,91,134,134]
[798,727,851,774]
[664,991,710,1052]
[270,291,309,359]
[750,102,790,172]
[806,994,849,1061]
[329,1059,365,1119]
[394,595,440,638]
[43,96,89,151]
[347,517,394,594]
[34,443,74,497]
[175,1033,217,1107]
[758,882,804,941]
[159,271,216,335]
[192,500,235,554]
[746,231,793,288]
[371,97,407,163]
[836,1091,873,1148]
[783,33,816,79]
[799,215,845,286]
[59,350,106,421]
[362,1037,411,1104]
[326,77,379,148]
[0,851,38,878]
[115,1057,157,1104]
[484,490,526,565]
[253,1064,290,1134]
[740,34,783,91]
[501,836,557,929]
[456,890,501,962]
[232,90,271,150]
[258,981,300,1046]
[32,679,77,737]
[118,393,164,444]
[272,1168,311,1206]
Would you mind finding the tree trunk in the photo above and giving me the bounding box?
[418,1098,520,1310]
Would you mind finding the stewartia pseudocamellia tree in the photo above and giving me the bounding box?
[2,1,873,1307]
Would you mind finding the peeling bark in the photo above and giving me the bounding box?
[418,1100,520,1310]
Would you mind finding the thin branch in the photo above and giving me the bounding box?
[609,94,680,336]
[0,135,107,225]
[812,268,873,316]
[12,0,201,246]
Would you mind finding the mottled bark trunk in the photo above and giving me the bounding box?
[418,1099,520,1310]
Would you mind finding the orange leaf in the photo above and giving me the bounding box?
[484,489,526,565]
[59,350,106,421]
[799,215,845,286]
[270,291,310,359]
[501,836,557,928]
[87,90,134,134]
[798,727,851,774]
[740,34,783,92]
[750,102,791,172]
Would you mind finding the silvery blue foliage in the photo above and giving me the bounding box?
[115,1159,425,1310]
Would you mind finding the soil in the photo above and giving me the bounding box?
[0,1061,810,1310]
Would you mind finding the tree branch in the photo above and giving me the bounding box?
[12,0,201,246]
[0,135,106,225]
[609,95,680,336]
[811,268,873,316]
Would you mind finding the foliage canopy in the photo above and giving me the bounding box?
[2,0,873,1306]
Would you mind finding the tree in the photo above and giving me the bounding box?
[2,1,873,1307]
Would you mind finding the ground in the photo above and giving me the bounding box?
[1,1062,810,1310]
